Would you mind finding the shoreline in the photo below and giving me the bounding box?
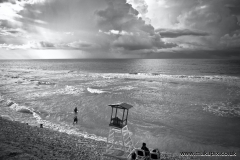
[0,117,198,160]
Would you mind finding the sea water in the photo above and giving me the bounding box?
[0,59,240,159]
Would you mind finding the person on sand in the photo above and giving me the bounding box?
[141,142,150,157]
[74,107,78,114]
[73,115,78,125]
[131,152,136,160]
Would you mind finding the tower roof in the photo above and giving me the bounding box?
[108,103,133,110]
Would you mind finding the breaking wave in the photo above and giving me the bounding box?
[87,72,240,84]
[9,104,34,115]
[87,87,108,94]
[3,99,42,120]
[54,85,84,95]
[117,86,135,90]
[127,73,240,81]
[1,115,14,121]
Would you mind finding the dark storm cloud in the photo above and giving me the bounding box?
[0,28,26,38]
[0,20,12,28]
[39,41,54,48]
[156,28,209,38]
[224,0,240,15]
[66,40,98,50]
[0,0,8,2]
[96,0,154,34]
[0,0,15,3]
[112,34,177,50]
[147,0,240,51]
[227,6,240,15]
[220,30,240,49]
[96,0,177,51]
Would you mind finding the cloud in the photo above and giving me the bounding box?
[96,0,177,52]
[99,29,134,36]
[145,0,240,50]
[64,32,74,36]
[113,33,176,50]
[66,40,98,50]
[127,0,151,23]
[95,0,154,34]
[156,28,209,38]
[220,30,240,48]
[39,41,54,48]
[176,1,239,36]
[127,0,148,16]
[0,1,24,22]
[0,0,9,3]
[0,40,99,50]
[1,0,240,58]
[0,41,55,50]
[0,27,27,37]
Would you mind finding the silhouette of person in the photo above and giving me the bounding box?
[131,152,136,160]
[141,142,150,157]
[74,107,78,114]
[73,115,78,125]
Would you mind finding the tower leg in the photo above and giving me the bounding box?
[105,126,135,158]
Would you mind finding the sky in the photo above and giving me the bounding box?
[0,0,240,59]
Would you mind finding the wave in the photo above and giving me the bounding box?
[55,85,84,95]
[203,102,240,117]
[1,115,14,121]
[117,86,135,90]
[97,72,240,83]
[87,87,108,94]
[26,85,84,98]
[9,103,34,115]
[33,112,42,120]
[3,98,43,121]
[128,73,240,81]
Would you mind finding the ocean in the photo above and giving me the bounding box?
[0,59,240,159]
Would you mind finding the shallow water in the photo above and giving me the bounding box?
[0,59,240,159]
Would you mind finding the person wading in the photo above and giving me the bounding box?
[74,107,78,114]
[73,115,78,125]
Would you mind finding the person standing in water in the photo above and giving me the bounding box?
[73,115,78,125]
[74,107,78,114]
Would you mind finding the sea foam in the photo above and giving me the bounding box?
[87,87,108,94]
[9,103,34,115]
[203,102,240,117]
[95,73,240,83]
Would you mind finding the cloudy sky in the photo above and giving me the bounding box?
[0,0,240,59]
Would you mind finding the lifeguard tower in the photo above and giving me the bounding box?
[103,103,135,159]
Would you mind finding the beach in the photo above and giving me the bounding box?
[0,117,106,160]
[0,59,240,160]
[0,117,198,160]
